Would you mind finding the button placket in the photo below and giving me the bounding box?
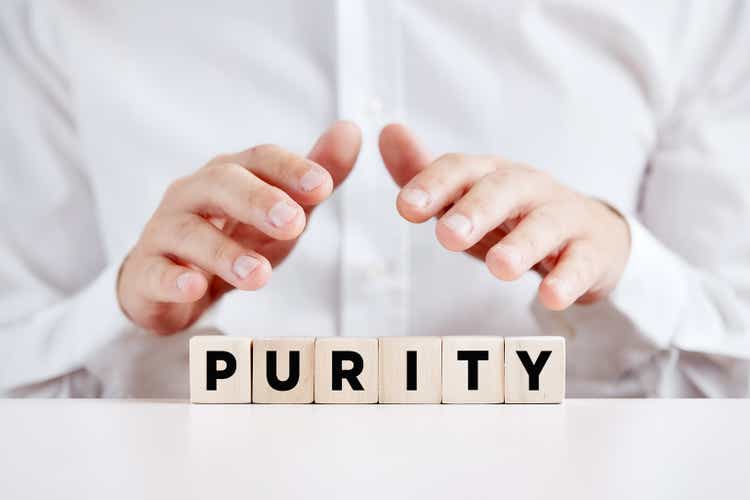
[335,0,409,338]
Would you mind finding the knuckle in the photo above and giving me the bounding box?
[204,165,254,211]
[164,176,190,200]
[435,152,464,165]
[204,162,243,183]
[172,214,204,248]
[535,168,553,181]
[271,149,300,175]
[533,205,566,238]
[141,217,166,246]
[483,169,513,190]
[531,169,560,196]
[504,165,547,195]
[210,153,234,166]
[490,156,515,172]
[576,200,598,233]
[210,238,236,265]
[522,162,544,175]
[513,229,544,262]
[250,143,284,159]
[507,160,539,175]
[522,232,544,260]
[512,209,558,259]
[465,185,496,218]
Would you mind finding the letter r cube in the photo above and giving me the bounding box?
[314,338,378,403]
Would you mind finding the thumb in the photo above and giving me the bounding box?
[378,123,432,187]
[307,120,362,188]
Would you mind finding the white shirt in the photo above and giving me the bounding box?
[1,0,749,398]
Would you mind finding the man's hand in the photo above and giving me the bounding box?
[118,121,361,334]
[379,123,630,311]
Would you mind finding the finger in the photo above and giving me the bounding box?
[163,164,306,240]
[378,123,432,187]
[538,240,601,310]
[308,120,362,188]
[399,153,503,223]
[145,213,272,290]
[485,202,580,280]
[434,168,548,251]
[137,256,209,303]
[228,144,333,206]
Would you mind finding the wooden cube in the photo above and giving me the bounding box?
[504,336,565,403]
[189,335,252,403]
[252,337,315,403]
[379,337,441,403]
[442,336,504,404]
[314,337,378,403]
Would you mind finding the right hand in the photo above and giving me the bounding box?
[117,121,362,334]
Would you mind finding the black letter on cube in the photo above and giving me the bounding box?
[266,351,300,391]
[206,351,237,391]
[515,350,552,391]
[331,350,365,391]
[406,350,418,391]
[457,350,489,390]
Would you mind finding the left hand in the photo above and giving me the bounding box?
[379,124,631,311]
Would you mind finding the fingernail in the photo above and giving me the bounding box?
[268,201,299,228]
[442,213,472,237]
[492,244,523,271]
[299,166,327,192]
[400,188,430,208]
[176,272,194,292]
[233,255,260,279]
[547,277,573,301]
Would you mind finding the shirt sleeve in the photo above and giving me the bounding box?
[0,2,137,396]
[533,1,750,397]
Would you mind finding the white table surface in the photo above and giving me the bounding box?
[0,399,747,500]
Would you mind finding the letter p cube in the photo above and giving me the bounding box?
[189,336,252,403]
